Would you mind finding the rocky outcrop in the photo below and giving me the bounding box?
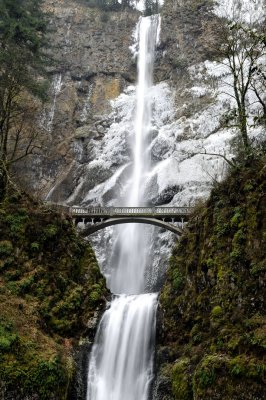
[37,0,233,208]
[156,0,221,82]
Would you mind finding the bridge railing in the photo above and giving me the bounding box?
[70,206,192,216]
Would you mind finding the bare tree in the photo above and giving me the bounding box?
[216,9,266,156]
[0,75,46,196]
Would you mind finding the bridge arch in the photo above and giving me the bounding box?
[80,217,183,236]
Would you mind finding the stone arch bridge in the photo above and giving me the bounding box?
[57,206,193,236]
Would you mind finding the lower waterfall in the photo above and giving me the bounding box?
[87,294,158,400]
[86,15,161,400]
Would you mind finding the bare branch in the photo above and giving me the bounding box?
[189,148,236,168]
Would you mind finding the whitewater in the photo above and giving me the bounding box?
[86,15,161,400]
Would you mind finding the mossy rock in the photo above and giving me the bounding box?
[0,193,109,399]
[158,157,266,400]
[172,357,192,400]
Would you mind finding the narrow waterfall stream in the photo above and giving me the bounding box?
[86,15,161,400]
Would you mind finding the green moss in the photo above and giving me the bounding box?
[0,321,18,351]
[43,224,58,238]
[229,356,266,380]
[190,323,202,344]
[230,207,243,228]
[5,212,28,236]
[193,355,225,390]
[172,268,184,291]
[211,306,222,318]
[1,353,69,400]
[250,260,266,275]
[89,290,102,304]
[159,157,266,399]
[227,335,242,351]
[0,193,108,398]
[31,242,40,251]
[172,358,192,400]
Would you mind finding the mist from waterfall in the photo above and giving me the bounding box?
[86,15,161,400]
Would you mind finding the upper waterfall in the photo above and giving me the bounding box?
[107,15,161,295]
[131,15,161,206]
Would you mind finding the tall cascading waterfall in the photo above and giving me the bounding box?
[86,15,161,400]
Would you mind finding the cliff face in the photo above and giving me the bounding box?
[14,0,265,211]
[15,0,139,197]
[0,193,108,400]
[15,0,228,205]
[156,0,221,82]
[154,158,266,400]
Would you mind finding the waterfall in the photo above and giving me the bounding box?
[87,294,158,400]
[40,73,63,132]
[86,15,161,400]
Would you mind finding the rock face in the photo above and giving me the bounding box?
[15,0,224,203]
[15,0,265,210]
[16,0,139,197]
[156,0,221,82]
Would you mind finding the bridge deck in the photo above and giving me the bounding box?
[70,206,192,218]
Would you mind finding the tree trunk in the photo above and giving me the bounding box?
[239,113,249,151]
[0,165,7,201]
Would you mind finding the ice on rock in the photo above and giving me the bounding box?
[148,159,180,193]
[75,74,237,208]
[83,164,129,205]
[70,6,264,210]
[190,86,209,98]
[66,177,85,204]
[40,73,63,132]
[150,82,175,127]
[147,154,221,201]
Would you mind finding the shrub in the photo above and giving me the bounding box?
[43,224,58,239]
[0,240,13,257]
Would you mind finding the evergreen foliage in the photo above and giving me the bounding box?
[83,0,132,12]
[0,0,50,199]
